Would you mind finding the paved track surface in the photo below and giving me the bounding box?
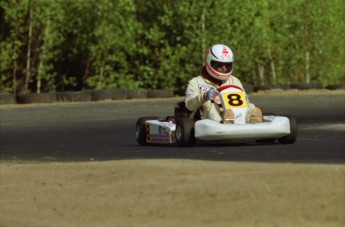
[1,94,344,163]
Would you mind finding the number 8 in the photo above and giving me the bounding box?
[227,94,243,106]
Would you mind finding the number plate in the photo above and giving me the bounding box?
[221,92,247,109]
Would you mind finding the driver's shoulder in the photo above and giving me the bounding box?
[194,75,205,82]
[188,75,203,84]
[226,75,242,85]
[230,75,241,81]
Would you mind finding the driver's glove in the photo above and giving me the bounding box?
[203,88,219,101]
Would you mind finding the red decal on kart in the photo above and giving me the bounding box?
[150,134,170,143]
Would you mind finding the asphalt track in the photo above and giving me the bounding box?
[0,94,344,163]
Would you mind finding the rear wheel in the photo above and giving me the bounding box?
[175,118,195,147]
[278,115,297,144]
[136,116,159,145]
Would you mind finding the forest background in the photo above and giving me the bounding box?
[1,0,344,95]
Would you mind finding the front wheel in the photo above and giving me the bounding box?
[278,115,297,144]
[175,118,195,147]
[136,116,159,145]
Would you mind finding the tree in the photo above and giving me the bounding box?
[1,0,344,94]
[86,0,139,89]
[0,0,28,93]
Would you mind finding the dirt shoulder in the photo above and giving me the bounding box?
[1,160,344,226]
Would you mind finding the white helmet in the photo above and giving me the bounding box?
[205,44,234,81]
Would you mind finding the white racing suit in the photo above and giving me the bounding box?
[185,69,257,123]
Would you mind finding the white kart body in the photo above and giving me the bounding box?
[145,120,176,144]
[195,116,290,141]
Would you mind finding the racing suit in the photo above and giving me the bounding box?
[185,66,257,123]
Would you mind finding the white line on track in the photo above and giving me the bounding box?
[299,123,345,131]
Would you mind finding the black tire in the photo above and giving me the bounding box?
[127,89,148,99]
[91,89,127,101]
[0,93,16,105]
[17,92,57,104]
[175,118,195,147]
[278,115,298,144]
[56,91,92,102]
[254,84,291,92]
[174,85,186,96]
[136,116,159,145]
[291,82,323,90]
[148,89,174,98]
[325,84,345,90]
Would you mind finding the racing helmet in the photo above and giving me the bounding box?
[205,44,234,81]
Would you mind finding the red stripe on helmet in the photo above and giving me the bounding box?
[206,64,231,79]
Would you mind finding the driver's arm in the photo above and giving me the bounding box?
[185,78,205,112]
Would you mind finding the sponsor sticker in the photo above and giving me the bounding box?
[150,134,170,143]
[199,84,210,92]
[186,93,196,98]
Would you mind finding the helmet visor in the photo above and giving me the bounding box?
[210,61,232,73]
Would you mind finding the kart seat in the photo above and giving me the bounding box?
[174,101,201,120]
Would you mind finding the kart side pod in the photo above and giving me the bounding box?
[136,116,176,145]
[174,115,297,146]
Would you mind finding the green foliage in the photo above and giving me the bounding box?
[1,0,344,94]
[0,0,27,93]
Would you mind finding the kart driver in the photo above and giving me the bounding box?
[185,44,262,124]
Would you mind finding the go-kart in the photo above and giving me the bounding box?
[136,85,297,147]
